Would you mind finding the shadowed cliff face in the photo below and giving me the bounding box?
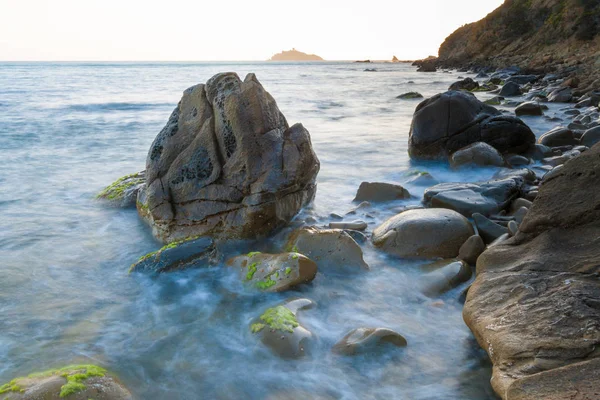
[438,0,600,78]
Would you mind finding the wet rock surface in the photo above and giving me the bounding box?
[353,182,410,202]
[332,327,407,356]
[464,144,600,398]
[138,72,320,243]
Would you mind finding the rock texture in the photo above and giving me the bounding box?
[408,91,535,160]
[463,143,600,399]
[138,73,320,243]
[438,0,600,86]
[372,209,474,258]
[226,251,317,292]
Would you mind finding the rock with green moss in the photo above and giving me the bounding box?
[0,364,132,399]
[250,299,314,359]
[396,92,423,100]
[227,252,317,292]
[130,236,219,273]
[332,327,407,356]
[96,171,145,208]
[285,227,368,271]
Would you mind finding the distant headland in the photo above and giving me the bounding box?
[269,48,324,61]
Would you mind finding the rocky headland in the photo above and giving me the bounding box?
[269,49,324,61]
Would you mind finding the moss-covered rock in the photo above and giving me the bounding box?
[0,364,132,399]
[396,92,423,100]
[96,171,145,208]
[130,236,219,273]
[227,252,317,292]
[250,299,314,359]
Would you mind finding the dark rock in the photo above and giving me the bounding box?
[473,213,508,244]
[130,236,219,273]
[397,92,423,100]
[515,102,544,116]
[537,127,578,147]
[581,126,600,147]
[450,142,505,168]
[458,235,486,265]
[499,82,522,97]
[506,75,538,85]
[408,91,535,160]
[354,182,410,202]
[548,87,572,103]
[138,72,320,243]
[449,77,479,91]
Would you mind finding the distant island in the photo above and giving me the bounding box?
[269,48,324,61]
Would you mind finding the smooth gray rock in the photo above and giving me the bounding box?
[515,102,544,116]
[451,142,505,168]
[329,220,368,231]
[458,235,486,265]
[537,127,578,147]
[332,327,407,355]
[419,259,472,297]
[581,126,600,148]
[473,213,508,244]
[354,182,410,202]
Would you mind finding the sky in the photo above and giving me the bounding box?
[0,0,504,61]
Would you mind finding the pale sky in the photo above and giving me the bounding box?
[0,0,504,61]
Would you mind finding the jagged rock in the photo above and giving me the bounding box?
[353,182,410,202]
[130,236,219,273]
[423,178,523,217]
[137,72,320,243]
[285,227,368,270]
[332,328,407,355]
[226,252,317,292]
[515,102,544,116]
[449,77,479,91]
[96,171,145,208]
[250,299,314,359]
[419,259,472,297]
[408,91,535,160]
[450,142,505,168]
[372,209,474,258]
[0,364,132,400]
[463,143,600,398]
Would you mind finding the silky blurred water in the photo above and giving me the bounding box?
[0,62,562,399]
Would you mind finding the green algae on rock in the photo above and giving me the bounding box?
[0,364,132,399]
[96,171,145,208]
[250,299,315,359]
[227,252,318,292]
[130,235,219,273]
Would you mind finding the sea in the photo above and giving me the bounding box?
[0,61,563,399]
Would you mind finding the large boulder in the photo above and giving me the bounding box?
[137,72,320,243]
[463,144,600,399]
[423,178,523,217]
[372,208,474,258]
[408,91,535,160]
[0,364,132,400]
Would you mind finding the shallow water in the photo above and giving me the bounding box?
[0,62,562,399]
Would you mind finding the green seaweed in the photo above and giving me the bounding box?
[245,262,258,281]
[1,365,107,398]
[96,173,143,201]
[130,234,204,272]
[285,267,292,276]
[255,275,277,290]
[253,306,299,333]
[246,251,261,258]
[250,323,265,333]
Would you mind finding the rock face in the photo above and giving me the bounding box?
[129,236,219,273]
[408,91,535,160]
[332,328,407,356]
[250,299,314,359]
[285,227,369,271]
[226,251,317,292]
[372,209,474,258]
[138,73,320,243]
[463,144,600,399]
[0,364,132,400]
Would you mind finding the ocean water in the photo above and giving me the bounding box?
[0,62,562,399]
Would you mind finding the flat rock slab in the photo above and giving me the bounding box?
[130,236,218,273]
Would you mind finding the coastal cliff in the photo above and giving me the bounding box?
[438,0,600,83]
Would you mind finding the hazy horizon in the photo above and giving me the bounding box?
[0,0,504,61]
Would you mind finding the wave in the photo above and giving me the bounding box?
[64,102,173,113]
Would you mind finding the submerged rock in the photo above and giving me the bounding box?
[332,327,407,356]
[397,92,423,99]
[353,182,410,202]
[96,171,145,208]
[138,72,320,243]
[227,252,317,292]
[463,143,600,397]
[0,364,132,400]
[372,208,474,258]
[285,227,368,270]
[423,178,522,217]
[499,81,522,97]
[419,259,472,297]
[129,236,218,273]
[250,299,314,359]
[408,91,535,160]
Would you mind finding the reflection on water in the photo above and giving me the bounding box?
[0,62,557,399]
